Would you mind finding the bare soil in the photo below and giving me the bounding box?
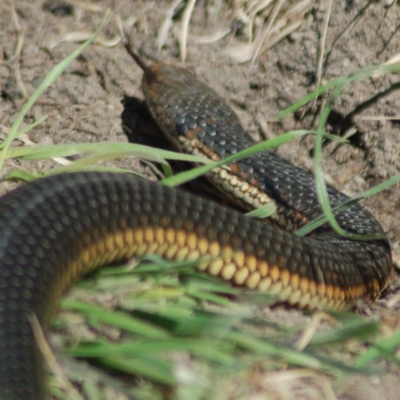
[1,1,400,399]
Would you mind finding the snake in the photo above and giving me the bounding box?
[0,42,393,400]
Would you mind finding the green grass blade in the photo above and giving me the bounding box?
[61,301,171,339]
[353,329,400,369]
[98,357,174,385]
[5,142,210,165]
[0,10,111,171]
[161,130,312,187]
[296,173,400,237]
[15,115,48,136]
[245,202,277,218]
[278,63,400,119]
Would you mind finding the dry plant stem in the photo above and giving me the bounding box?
[250,0,285,68]
[262,369,338,400]
[179,0,197,61]
[294,312,333,351]
[326,127,357,155]
[228,0,311,63]
[10,0,27,98]
[157,0,183,52]
[324,0,374,67]
[65,0,104,13]
[115,13,125,39]
[29,314,81,399]
[316,0,333,87]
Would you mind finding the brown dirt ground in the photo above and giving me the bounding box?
[1,1,400,399]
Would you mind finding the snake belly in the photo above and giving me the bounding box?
[0,61,393,399]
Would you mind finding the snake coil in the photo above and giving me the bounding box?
[0,43,393,399]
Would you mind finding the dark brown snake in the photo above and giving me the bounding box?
[0,43,393,399]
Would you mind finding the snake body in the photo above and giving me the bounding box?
[0,50,393,399]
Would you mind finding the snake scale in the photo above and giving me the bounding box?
[0,42,393,399]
